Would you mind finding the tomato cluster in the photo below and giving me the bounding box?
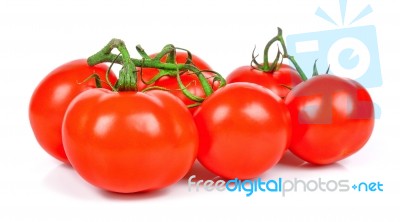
[29,30,375,194]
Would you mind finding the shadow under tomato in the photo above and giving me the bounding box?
[278,151,348,171]
[97,188,170,201]
[43,163,171,200]
[43,163,100,200]
[278,151,307,167]
[180,160,222,183]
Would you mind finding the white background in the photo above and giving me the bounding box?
[1,0,399,221]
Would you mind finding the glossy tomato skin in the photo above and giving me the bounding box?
[226,65,303,98]
[62,88,198,193]
[29,59,117,163]
[285,75,374,165]
[193,82,291,179]
[138,52,215,113]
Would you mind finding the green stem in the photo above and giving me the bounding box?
[89,39,137,91]
[262,27,308,81]
[262,28,283,71]
[313,59,319,77]
[135,45,151,59]
[87,39,219,97]
[288,56,307,81]
[176,69,204,102]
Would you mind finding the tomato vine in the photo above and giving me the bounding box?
[87,39,226,103]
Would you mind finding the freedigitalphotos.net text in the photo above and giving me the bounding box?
[187,175,383,197]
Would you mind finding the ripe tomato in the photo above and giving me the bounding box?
[193,82,291,179]
[226,64,303,99]
[285,75,375,165]
[62,88,198,193]
[29,59,117,163]
[138,52,216,113]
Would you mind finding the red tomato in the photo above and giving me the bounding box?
[29,59,117,163]
[193,83,292,179]
[138,52,216,113]
[285,75,375,165]
[226,64,303,98]
[62,88,198,193]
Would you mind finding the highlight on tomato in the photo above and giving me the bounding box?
[29,59,117,163]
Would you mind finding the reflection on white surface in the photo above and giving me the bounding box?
[43,164,98,200]
[43,163,169,201]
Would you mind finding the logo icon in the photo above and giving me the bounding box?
[286,0,382,89]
